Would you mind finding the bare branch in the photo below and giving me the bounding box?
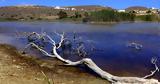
[143,57,159,79]
[24,32,160,84]
[55,32,65,49]
[24,43,56,57]
[127,42,143,50]
[76,44,87,57]
[45,34,56,46]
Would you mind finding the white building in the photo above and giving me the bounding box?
[54,6,61,9]
[71,8,76,11]
[151,7,156,9]
[118,10,125,12]
[158,9,160,14]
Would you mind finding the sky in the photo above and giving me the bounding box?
[0,0,160,9]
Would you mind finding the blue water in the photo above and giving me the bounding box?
[0,21,160,79]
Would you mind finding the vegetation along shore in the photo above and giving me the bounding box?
[0,5,159,22]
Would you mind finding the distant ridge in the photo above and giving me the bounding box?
[63,5,113,10]
[0,5,52,8]
[0,5,113,11]
[125,6,148,11]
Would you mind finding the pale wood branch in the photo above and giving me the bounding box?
[143,57,159,79]
[24,32,160,84]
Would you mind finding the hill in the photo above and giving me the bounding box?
[0,5,113,21]
[0,6,60,20]
[125,6,148,11]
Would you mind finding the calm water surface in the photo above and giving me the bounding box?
[0,21,160,79]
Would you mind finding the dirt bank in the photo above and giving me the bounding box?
[0,44,109,84]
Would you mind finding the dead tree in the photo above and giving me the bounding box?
[23,32,160,84]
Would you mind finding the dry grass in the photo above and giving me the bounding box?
[0,44,109,84]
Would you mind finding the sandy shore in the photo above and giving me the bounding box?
[0,44,109,84]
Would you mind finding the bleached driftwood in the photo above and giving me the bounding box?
[23,32,160,84]
[127,42,143,50]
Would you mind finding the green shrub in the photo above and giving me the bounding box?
[135,14,157,21]
[90,10,135,22]
[57,10,68,19]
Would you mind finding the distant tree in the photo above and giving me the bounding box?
[145,15,152,21]
[37,18,42,20]
[30,16,34,20]
[146,10,151,14]
[19,17,25,20]
[82,17,90,23]
[57,10,68,19]
[82,12,90,22]
[136,15,154,21]
[48,12,52,16]
[129,10,136,14]
[84,12,89,17]
[75,12,82,18]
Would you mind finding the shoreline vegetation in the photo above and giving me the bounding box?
[0,6,159,23]
[51,10,160,22]
[0,17,159,25]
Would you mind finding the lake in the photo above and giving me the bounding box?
[0,21,160,79]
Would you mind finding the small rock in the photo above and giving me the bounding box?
[57,69,63,74]
[21,51,26,54]
[35,78,41,81]
[13,65,22,69]
[13,60,16,62]
[16,66,21,69]
[40,63,47,67]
